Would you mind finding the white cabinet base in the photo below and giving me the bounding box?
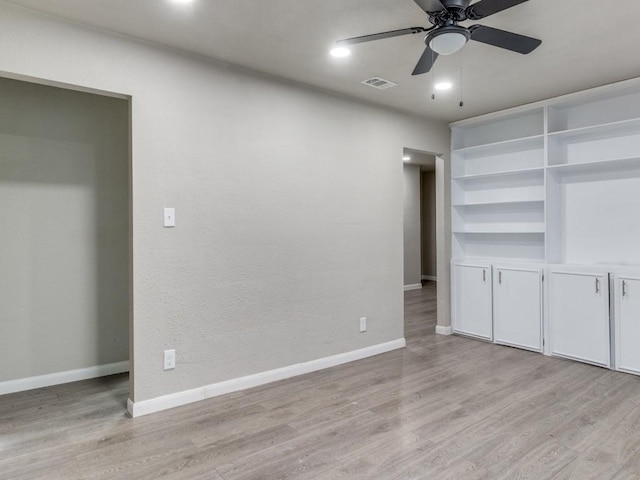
[493,266,542,352]
[452,262,493,341]
[549,269,610,368]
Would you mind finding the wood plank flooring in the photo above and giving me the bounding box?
[3,281,640,479]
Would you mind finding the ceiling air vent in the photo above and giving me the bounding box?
[361,77,398,90]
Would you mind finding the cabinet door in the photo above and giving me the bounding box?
[549,270,610,367]
[494,266,542,352]
[453,263,493,340]
[615,276,640,374]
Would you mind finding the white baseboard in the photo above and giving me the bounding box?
[128,338,406,418]
[422,275,437,282]
[435,325,453,336]
[404,283,423,291]
[0,361,129,396]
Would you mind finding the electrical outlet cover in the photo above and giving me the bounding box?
[163,349,176,370]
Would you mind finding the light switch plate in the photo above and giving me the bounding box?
[164,208,176,227]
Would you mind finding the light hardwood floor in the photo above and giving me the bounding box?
[4,282,640,479]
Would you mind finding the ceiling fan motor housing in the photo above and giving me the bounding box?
[441,0,471,11]
[428,0,471,26]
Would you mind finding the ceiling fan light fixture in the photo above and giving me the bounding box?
[428,27,470,55]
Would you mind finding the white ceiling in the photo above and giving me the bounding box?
[5,0,640,122]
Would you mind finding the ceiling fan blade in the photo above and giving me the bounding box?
[412,46,439,75]
[469,25,541,54]
[413,0,447,13]
[337,27,428,46]
[466,0,529,20]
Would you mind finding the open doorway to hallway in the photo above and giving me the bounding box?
[403,149,437,291]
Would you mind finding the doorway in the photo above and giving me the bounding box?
[403,149,437,290]
[0,76,131,404]
[402,147,452,336]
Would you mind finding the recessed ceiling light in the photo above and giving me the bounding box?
[169,0,194,4]
[403,155,411,162]
[435,82,453,91]
[330,46,351,58]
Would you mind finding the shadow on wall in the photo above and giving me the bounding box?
[0,77,130,383]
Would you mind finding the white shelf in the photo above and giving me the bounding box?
[452,108,544,150]
[548,87,640,133]
[453,199,544,208]
[454,227,545,234]
[453,167,544,181]
[452,231,545,262]
[452,135,544,159]
[547,156,640,175]
[548,117,640,141]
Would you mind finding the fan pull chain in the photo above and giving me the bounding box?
[459,65,464,108]
[458,46,465,108]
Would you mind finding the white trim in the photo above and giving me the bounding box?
[404,283,423,291]
[435,325,453,335]
[421,275,437,282]
[127,398,135,417]
[0,70,131,100]
[127,339,406,417]
[0,361,129,396]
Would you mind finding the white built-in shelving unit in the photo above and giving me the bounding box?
[452,80,640,265]
[450,78,640,374]
[451,107,546,262]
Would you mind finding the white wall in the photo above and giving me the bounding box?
[403,164,421,286]
[0,77,129,383]
[436,155,452,331]
[0,4,451,405]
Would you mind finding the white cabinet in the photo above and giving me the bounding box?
[493,266,542,352]
[549,270,610,367]
[452,262,493,341]
[614,276,640,374]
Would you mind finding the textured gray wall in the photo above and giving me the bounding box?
[421,170,437,278]
[0,4,451,402]
[0,77,129,382]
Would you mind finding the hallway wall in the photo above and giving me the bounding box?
[403,164,421,286]
[421,170,437,279]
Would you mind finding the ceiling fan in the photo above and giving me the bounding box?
[336,0,542,75]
